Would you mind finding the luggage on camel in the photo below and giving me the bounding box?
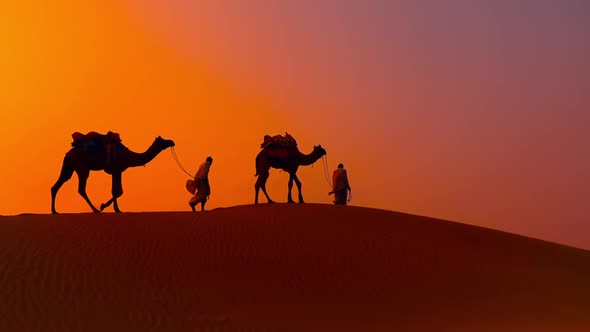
[71,131,121,148]
[70,131,122,163]
[260,132,298,149]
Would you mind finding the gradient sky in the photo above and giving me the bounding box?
[1,0,589,249]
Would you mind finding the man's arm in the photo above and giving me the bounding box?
[345,173,351,191]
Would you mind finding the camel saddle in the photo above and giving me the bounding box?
[71,131,121,145]
[71,131,122,163]
[260,132,298,149]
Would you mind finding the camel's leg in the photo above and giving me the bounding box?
[287,174,296,203]
[255,171,273,204]
[100,172,123,213]
[254,175,262,204]
[51,157,75,214]
[293,174,304,203]
[254,182,259,205]
[113,198,121,213]
[260,173,274,204]
[254,171,262,204]
[100,199,113,212]
[76,169,100,213]
[112,172,123,213]
[200,200,206,211]
[255,155,274,204]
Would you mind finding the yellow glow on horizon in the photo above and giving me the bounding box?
[0,0,293,215]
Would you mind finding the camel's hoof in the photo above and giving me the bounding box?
[287,200,295,204]
[299,201,305,204]
[51,211,59,215]
[267,200,275,204]
[100,203,107,211]
[92,210,101,214]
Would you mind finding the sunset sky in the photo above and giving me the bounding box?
[1,0,589,249]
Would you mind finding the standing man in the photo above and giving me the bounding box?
[329,163,351,205]
[189,156,213,212]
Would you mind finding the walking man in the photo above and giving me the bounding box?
[189,156,213,212]
[329,163,351,205]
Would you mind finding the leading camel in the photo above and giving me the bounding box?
[50,134,175,214]
[254,145,327,204]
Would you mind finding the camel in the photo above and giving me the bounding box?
[254,145,327,204]
[50,134,175,214]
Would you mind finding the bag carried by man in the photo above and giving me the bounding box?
[186,179,197,195]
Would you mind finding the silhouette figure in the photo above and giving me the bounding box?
[189,156,213,212]
[50,132,175,214]
[329,163,351,205]
[254,142,327,204]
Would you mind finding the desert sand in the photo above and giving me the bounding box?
[1,203,589,331]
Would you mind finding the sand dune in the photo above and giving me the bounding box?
[1,203,589,331]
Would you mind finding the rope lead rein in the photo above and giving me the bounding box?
[171,147,194,179]
[321,155,333,190]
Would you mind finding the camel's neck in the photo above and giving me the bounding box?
[298,150,323,166]
[125,142,164,167]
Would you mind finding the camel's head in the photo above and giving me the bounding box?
[154,136,175,150]
[314,145,327,157]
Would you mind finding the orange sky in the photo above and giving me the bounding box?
[2,0,589,250]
